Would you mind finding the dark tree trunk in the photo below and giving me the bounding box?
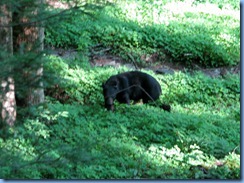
[0,4,16,126]
[13,0,45,107]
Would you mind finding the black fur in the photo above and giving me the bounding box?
[102,71,170,112]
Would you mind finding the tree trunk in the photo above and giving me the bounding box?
[13,0,45,106]
[25,25,45,106]
[0,5,16,126]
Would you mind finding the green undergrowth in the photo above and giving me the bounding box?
[0,56,240,179]
[45,0,240,67]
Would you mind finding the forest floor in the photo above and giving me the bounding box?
[51,47,240,78]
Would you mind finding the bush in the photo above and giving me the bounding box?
[0,54,240,179]
[45,0,240,67]
[0,101,240,178]
[2,0,239,178]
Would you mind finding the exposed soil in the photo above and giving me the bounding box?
[50,47,240,78]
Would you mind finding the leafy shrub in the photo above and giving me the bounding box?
[45,0,240,67]
[1,54,240,178]
[0,97,240,178]
[160,72,240,106]
[3,6,240,176]
[45,11,92,50]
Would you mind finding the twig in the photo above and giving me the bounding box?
[127,53,139,70]
[90,47,111,55]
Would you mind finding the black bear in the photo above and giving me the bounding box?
[102,71,170,112]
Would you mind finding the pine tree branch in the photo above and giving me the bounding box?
[0,5,82,28]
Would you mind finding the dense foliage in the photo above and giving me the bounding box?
[0,0,240,179]
[45,0,240,67]
[0,55,240,179]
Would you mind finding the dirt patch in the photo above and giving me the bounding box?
[90,52,240,78]
[50,48,240,78]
